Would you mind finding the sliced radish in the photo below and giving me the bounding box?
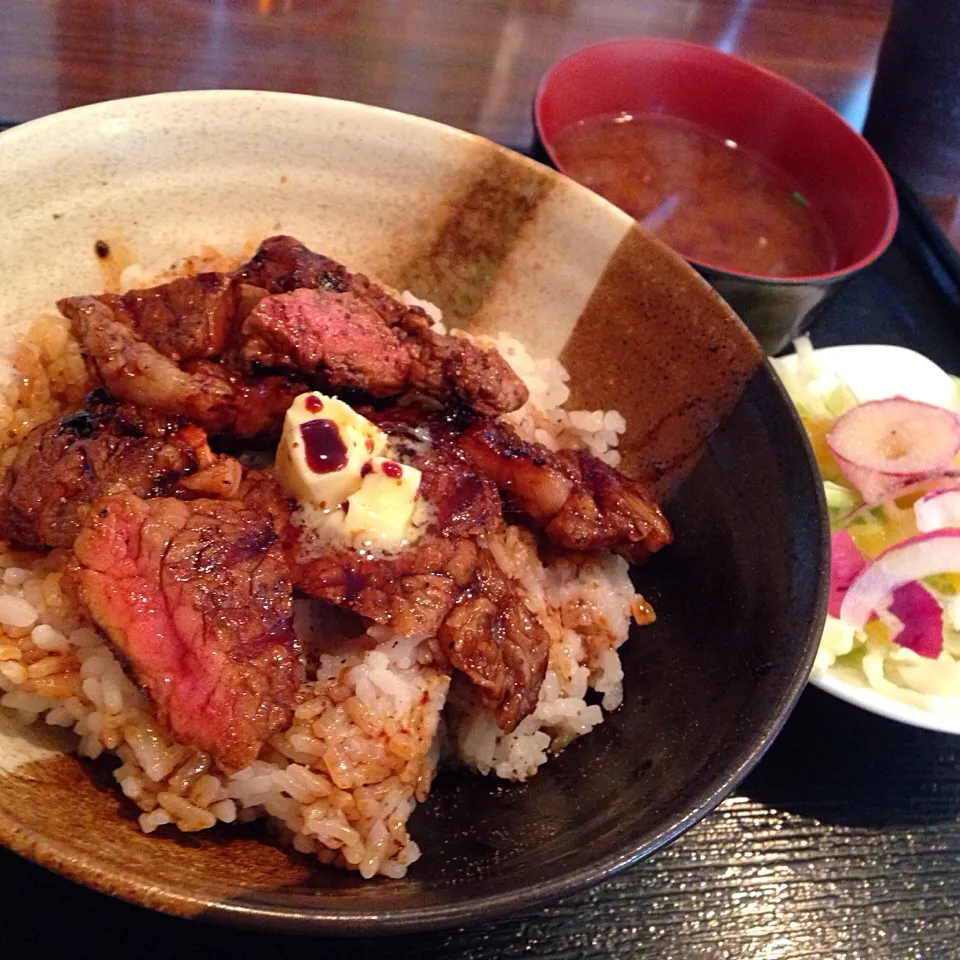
[827,397,960,504]
[828,530,867,618]
[839,529,960,628]
[886,581,943,658]
[915,488,960,532]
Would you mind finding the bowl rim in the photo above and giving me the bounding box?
[810,669,960,735]
[0,88,830,934]
[533,37,899,286]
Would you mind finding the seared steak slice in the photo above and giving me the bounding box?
[437,548,549,732]
[294,533,480,639]
[235,236,529,415]
[293,537,548,734]
[369,404,671,557]
[291,406,547,730]
[66,492,300,772]
[0,397,211,550]
[63,297,303,439]
[459,418,672,558]
[64,300,234,422]
[369,404,504,535]
[401,320,528,421]
[58,237,526,434]
[179,358,306,439]
[548,449,673,556]
[236,467,294,536]
[234,234,349,294]
[242,288,411,397]
[59,272,237,362]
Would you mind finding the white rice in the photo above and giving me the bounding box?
[484,332,626,467]
[0,273,652,879]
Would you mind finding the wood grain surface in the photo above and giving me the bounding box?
[0,0,890,145]
[22,0,960,245]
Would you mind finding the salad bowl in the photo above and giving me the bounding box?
[776,342,960,735]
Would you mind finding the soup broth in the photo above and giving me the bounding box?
[551,113,836,277]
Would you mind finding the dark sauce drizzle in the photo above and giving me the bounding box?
[300,419,348,473]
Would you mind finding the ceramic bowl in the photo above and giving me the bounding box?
[0,91,827,933]
[534,38,899,355]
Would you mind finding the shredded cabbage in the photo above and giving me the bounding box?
[771,336,860,420]
[812,615,856,675]
[824,480,858,514]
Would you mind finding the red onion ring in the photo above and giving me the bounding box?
[915,488,960,532]
[839,530,960,629]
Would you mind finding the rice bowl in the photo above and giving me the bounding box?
[0,91,826,932]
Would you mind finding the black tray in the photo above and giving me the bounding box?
[0,126,958,958]
[806,172,960,368]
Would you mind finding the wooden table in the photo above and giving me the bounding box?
[21,0,960,245]
[4,3,960,959]
[0,0,890,146]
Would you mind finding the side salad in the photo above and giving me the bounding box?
[773,339,960,712]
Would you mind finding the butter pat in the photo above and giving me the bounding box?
[344,457,422,548]
[276,392,386,509]
[278,391,423,551]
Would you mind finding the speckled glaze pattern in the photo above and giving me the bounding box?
[0,91,824,934]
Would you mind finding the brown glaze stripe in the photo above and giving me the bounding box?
[560,224,765,500]
[393,145,555,327]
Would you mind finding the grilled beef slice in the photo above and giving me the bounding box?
[89,271,238,361]
[240,288,412,397]
[59,296,303,440]
[458,417,673,559]
[290,418,502,637]
[290,405,549,731]
[0,398,213,550]
[236,235,529,415]
[59,237,529,438]
[65,492,300,772]
[437,547,549,732]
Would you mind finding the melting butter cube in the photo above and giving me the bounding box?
[344,457,422,548]
[276,392,386,509]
